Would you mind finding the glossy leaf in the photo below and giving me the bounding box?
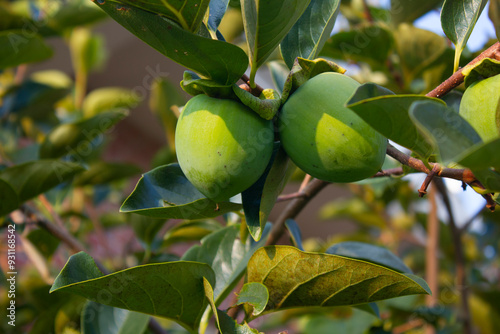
[115,0,210,32]
[321,24,394,66]
[73,162,141,186]
[0,30,52,69]
[202,277,223,333]
[50,252,215,332]
[347,86,440,159]
[39,110,128,159]
[181,223,270,304]
[181,70,236,99]
[408,100,482,166]
[120,164,242,219]
[237,282,269,316]
[391,0,442,24]
[241,0,311,84]
[247,246,430,312]
[82,87,142,118]
[395,24,447,84]
[163,219,223,245]
[281,0,341,69]
[81,301,150,334]
[242,144,293,240]
[208,0,230,32]
[216,310,264,334]
[0,160,84,214]
[0,179,18,217]
[441,0,488,72]
[457,138,500,172]
[285,219,304,251]
[94,2,247,85]
[326,242,412,274]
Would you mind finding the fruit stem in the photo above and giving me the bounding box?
[241,73,264,97]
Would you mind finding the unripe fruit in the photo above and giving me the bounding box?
[278,72,387,183]
[175,94,274,202]
[459,74,500,142]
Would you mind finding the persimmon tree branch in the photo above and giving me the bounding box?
[266,178,329,246]
[426,42,500,98]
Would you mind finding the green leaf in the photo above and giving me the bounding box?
[181,223,270,304]
[82,87,142,118]
[441,0,488,72]
[408,100,482,166]
[347,86,441,159]
[321,24,394,66]
[241,0,312,84]
[73,162,141,186]
[202,277,222,333]
[0,30,53,69]
[181,70,236,99]
[391,0,442,24]
[50,252,215,332]
[490,0,500,40]
[297,308,377,334]
[280,0,341,69]
[319,198,386,229]
[233,86,281,120]
[69,28,107,76]
[457,138,500,171]
[247,246,430,313]
[0,160,84,212]
[462,58,500,88]
[395,24,447,84]
[129,215,168,250]
[0,179,18,217]
[326,242,412,274]
[95,2,247,85]
[163,219,223,245]
[285,219,304,251]
[39,110,128,159]
[208,0,230,33]
[115,0,210,32]
[470,290,500,334]
[81,301,150,334]
[237,282,269,316]
[46,0,108,32]
[120,164,242,219]
[281,57,345,102]
[242,144,293,240]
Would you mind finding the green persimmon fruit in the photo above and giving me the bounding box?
[459,74,500,142]
[175,94,274,202]
[279,72,387,183]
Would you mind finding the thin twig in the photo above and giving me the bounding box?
[425,184,439,334]
[38,194,65,228]
[373,167,404,177]
[266,179,329,246]
[419,165,441,197]
[299,174,312,192]
[433,179,472,334]
[426,42,500,98]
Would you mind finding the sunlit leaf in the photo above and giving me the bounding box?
[441,0,488,72]
[163,219,223,245]
[247,246,430,313]
[50,252,215,332]
[82,87,142,118]
[281,0,341,69]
